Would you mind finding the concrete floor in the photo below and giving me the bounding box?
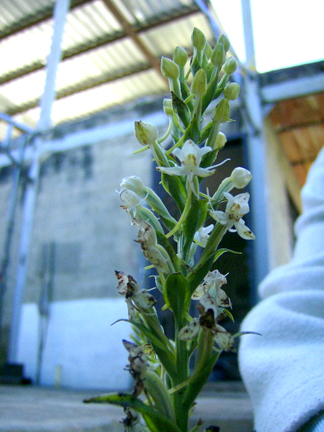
[0,383,254,432]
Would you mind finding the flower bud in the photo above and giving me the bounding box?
[224,82,240,100]
[211,43,225,67]
[204,42,212,59]
[192,27,206,52]
[213,98,230,123]
[134,121,158,145]
[223,57,237,75]
[161,56,179,79]
[219,34,230,53]
[230,167,252,188]
[120,176,146,195]
[192,68,207,97]
[173,46,188,67]
[163,98,173,116]
[215,132,227,150]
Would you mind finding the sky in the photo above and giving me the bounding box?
[211,0,324,72]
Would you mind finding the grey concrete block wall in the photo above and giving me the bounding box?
[27,131,152,303]
[0,121,157,364]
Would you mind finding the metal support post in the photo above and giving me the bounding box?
[0,134,27,336]
[241,0,270,301]
[7,0,71,364]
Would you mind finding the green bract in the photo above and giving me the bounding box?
[87,28,255,432]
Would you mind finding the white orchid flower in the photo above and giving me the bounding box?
[194,224,214,247]
[133,219,171,273]
[156,140,220,196]
[191,270,231,308]
[115,271,156,320]
[119,189,143,219]
[210,192,255,240]
[178,293,234,351]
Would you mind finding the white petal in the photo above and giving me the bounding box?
[178,318,200,340]
[135,291,157,309]
[126,300,137,320]
[194,224,214,247]
[199,293,218,318]
[226,192,250,217]
[182,140,199,159]
[173,147,184,162]
[204,270,227,290]
[217,288,232,308]
[198,145,212,159]
[115,271,129,295]
[234,219,255,240]
[210,210,229,225]
[194,167,216,178]
[212,325,234,351]
[156,166,185,176]
[191,284,205,300]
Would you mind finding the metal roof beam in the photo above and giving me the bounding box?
[101,0,162,77]
[261,73,324,104]
[0,7,199,86]
[0,112,33,133]
[0,0,91,41]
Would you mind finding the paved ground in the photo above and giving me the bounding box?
[0,383,254,432]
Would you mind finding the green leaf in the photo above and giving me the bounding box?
[155,230,180,270]
[161,173,186,212]
[171,91,190,128]
[164,273,191,327]
[130,316,177,379]
[84,392,182,432]
[182,199,208,260]
[213,247,241,260]
[144,370,175,421]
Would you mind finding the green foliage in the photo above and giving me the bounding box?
[86,27,255,432]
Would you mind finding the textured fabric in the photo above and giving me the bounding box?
[239,147,324,432]
[299,413,324,432]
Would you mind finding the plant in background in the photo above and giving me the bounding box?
[85,28,255,432]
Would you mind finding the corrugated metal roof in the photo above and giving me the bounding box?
[0,0,214,139]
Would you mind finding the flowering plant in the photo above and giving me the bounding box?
[85,28,255,432]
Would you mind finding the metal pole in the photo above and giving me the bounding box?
[7,0,71,364]
[241,0,270,300]
[0,134,27,336]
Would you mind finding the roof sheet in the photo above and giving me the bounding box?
[0,0,213,139]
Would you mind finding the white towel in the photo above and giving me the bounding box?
[239,147,324,432]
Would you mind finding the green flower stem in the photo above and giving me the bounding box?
[205,121,220,150]
[166,188,192,238]
[200,222,227,264]
[134,145,150,154]
[202,66,221,113]
[157,116,173,144]
[151,141,170,167]
[173,322,190,432]
[171,78,182,100]
[182,330,218,409]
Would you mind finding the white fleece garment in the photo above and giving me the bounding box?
[239,147,324,432]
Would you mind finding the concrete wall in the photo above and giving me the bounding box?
[1,107,168,389]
